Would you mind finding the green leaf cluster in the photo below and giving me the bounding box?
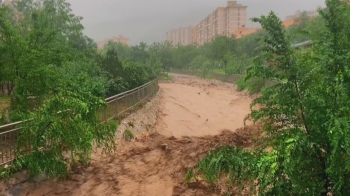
[0,0,164,178]
[188,0,350,195]
[97,42,159,96]
[17,90,117,178]
[186,146,259,194]
[0,0,119,178]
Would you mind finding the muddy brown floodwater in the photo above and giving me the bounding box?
[156,74,253,137]
[1,74,259,196]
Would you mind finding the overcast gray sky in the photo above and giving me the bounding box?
[66,0,325,45]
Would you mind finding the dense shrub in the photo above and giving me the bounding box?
[0,0,159,179]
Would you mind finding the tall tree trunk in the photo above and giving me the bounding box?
[7,82,13,96]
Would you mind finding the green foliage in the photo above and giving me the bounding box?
[97,42,159,97]
[0,0,104,113]
[0,0,151,179]
[148,41,174,71]
[187,55,213,78]
[58,62,110,98]
[246,77,266,95]
[189,55,208,70]
[17,89,117,178]
[167,32,262,76]
[0,155,28,179]
[145,51,163,76]
[130,42,149,64]
[236,76,265,94]
[98,41,131,61]
[120,60,156,89]
[225,54,250,75]
[186,146,259,194]
[123,129,134,142]
[205,36,237,71]
[199,60,212,78]
[188,1,350,195]
[236,78,247,92]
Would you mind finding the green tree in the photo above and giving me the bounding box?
[18,72,117,178]
[0,0,95,112]
[246,2,350,193]
[189,55,209,70]
[145,50,163,76]
[225,53,250,75]
[99,41,132,61]
[0,0,118,179]
[188,0,350,195]
[148,41,174,71]
[130,42,149,63]
[97,41,158,96]
[207,35,237,71]
[172,45,198,70]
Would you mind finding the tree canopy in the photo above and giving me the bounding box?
[0,0,160,178]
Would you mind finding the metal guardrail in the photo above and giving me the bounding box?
[170,69,245,83]
[0,79,159,165]
[292,40,312,49]
[170,69,243,83]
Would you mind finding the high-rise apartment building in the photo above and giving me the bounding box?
[181,26,193,45]
[225,1,247,36]
[213,7,226,37]
[168,28,176,45]
[192,25,199,45]
[166,26,193,46]
[199,20,205,45]
[166,30,174,43]
[175,28,181,45]
[165,1,247,46]
[205,14,214,42]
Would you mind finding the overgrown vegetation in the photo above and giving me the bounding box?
[187,0,350,195]
[186,146,258,194]
[0,0,160,179]
[123,129,134,142]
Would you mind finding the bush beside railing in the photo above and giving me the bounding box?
[0,79,159,166]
